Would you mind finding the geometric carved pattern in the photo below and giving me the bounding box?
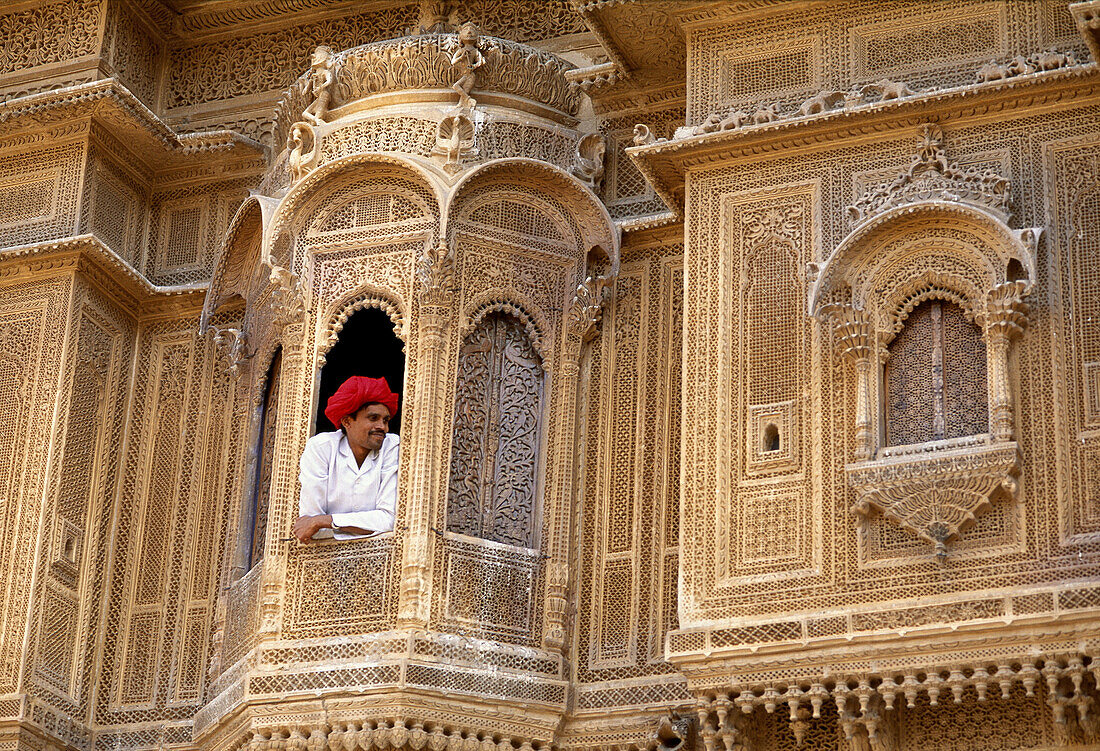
[248,348,282,570]
[886,300,988,446]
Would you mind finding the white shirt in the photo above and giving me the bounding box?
[298,430,399,540]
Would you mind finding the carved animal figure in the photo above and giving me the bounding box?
[1030,49,1076,71]
[697,113,723,134]
[863,79,914,100]
[432,112,476,173]
[798,90,845,116]
[719,110,750,129]
[752,103,779,124]
[572,132,606,191]
[977,59,1011,82]
[286,121,317,182]
[632,123,655,146]
[1007,55,1034,76]
[843,89,865,107]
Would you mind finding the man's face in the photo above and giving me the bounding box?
[341,402,391,452]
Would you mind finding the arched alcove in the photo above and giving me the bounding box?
[315,306,405,434]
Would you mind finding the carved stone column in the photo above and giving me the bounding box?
[398,239,454,627]
[830,306,876,460]
[982,281,1029,442]
[538,276,612,649]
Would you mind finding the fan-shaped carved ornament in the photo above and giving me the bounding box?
[846,125,1010,226]
[848,439,1021,562]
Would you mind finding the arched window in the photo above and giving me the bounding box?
[447,310,543,548]
[247,348,281,569]
[316,306,405,434]
[885,298,988,446]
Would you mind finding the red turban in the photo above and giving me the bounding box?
[324,376,399,426]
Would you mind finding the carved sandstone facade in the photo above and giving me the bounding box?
[0,2,1098,751]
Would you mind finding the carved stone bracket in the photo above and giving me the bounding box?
[846,439,1021,562]
[237,719,551,751]
[268,265,306,328]
[570,273,613,342]
[1072,0,1100,61]
[571,132,606,192]
[683,654,1099,751]
[211,327,251,377]
[543,561,569,651]
[417,238,456,308]
[287,121,320,184]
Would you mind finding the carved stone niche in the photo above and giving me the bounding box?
[810,125,1041,562]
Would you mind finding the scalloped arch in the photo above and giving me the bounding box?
[268,153,446,264]
[461,292,550,365]
[810,200,1038,319]
[318,288,406,367]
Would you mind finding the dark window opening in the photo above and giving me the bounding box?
[316,306,405,434]
[248,347,282,569]
[763,423,780,452]
[885,299,988,446]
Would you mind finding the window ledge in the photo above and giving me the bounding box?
[845,436,1021,561]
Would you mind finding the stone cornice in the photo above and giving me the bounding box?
[0,79,267,173]
[0,235,207,317]
[617,211,678,235]
[629,63,1100,215]
[674,0,832,30]
[171,0,400,40]
[669,605,1100,683]
[569,0,630,76]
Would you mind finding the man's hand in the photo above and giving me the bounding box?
[292,514,333,542]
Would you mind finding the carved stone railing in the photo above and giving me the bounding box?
[273,33,581,151]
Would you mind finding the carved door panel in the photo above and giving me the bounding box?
[447,312,542,548]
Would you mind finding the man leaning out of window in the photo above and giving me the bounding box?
[293,376,399,542]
